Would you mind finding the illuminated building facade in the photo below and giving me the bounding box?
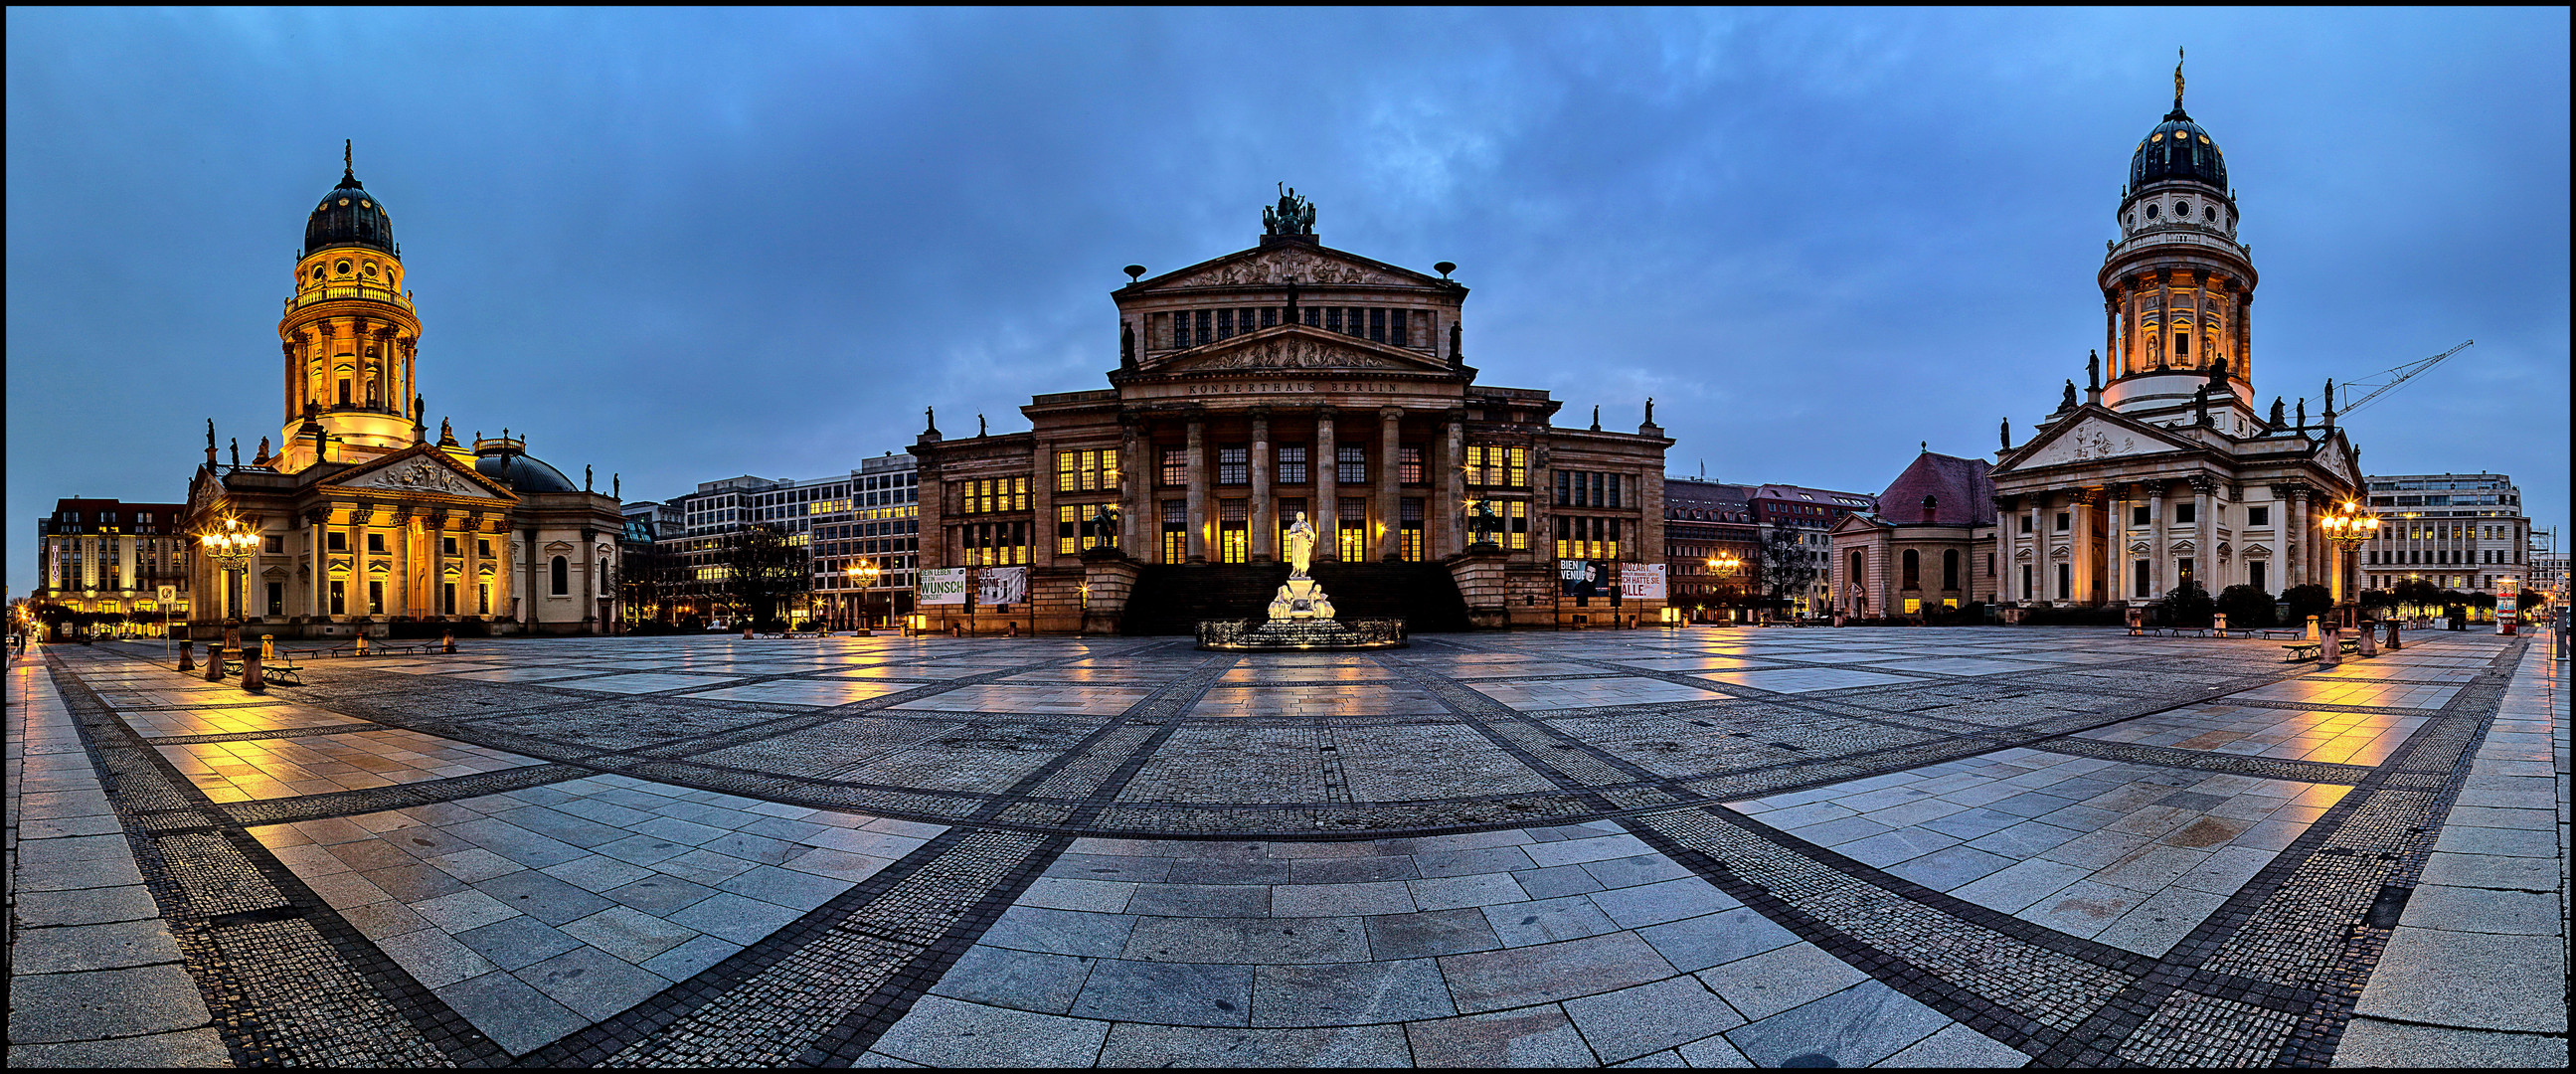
[2359,473,2532,594]
[1662,479,1759,621]
[33,498,194,635]
[180,149,626,638]
[1990,69,2365,609]
[649,452,920,628]
[911,192,1670,633]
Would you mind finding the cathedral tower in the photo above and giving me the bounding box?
[273,142,424,472]
[2099,52,2258,420]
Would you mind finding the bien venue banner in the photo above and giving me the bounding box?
[918,568,968,606]
[978,566,1029,607]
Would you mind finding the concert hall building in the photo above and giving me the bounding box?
[911,191,1672,634]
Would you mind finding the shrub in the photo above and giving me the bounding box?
[2215,585,2276,628]
[2280,584,2333,625]
[2159,581,2216,627]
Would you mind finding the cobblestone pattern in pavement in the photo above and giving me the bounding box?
[8,627,2562,1068]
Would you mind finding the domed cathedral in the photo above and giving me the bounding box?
[1990,56,2365,613]
[911,187,1674,634]
[181,145,628,640]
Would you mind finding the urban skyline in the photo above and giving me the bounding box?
[6,8,2566,601]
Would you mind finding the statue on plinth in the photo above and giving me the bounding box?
[1268,511,1335,620]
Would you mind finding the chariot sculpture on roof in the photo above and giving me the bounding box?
[1262,183,1316,237]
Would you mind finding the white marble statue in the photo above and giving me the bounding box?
[1286,511,1316,578]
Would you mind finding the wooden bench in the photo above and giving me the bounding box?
[2255,628,2304,640]
[2282,641,2321,661]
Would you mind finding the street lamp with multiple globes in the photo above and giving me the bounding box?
[1706,552,1743,625]
[198,517,259,677]
[2318,499,2381,629]
[846,559,882,632]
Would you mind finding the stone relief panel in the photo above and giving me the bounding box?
[2016,418,2170,468]
[1178,250,1403,287]
[1186,337,1412,372]
[349,457,496,497]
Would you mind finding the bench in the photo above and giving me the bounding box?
[2282,641,2321,661]
[2255,628,2304,640]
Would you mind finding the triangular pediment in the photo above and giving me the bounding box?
[1140,323,1456,376]
[1133,242,1443,293]
[1829,513,1889,536]
[322,444,515,501]
[2311,432,2360,487]
[1999,408,2196,473]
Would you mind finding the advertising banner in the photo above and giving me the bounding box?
[1558,559,1602,599]
[1621,563,1667,602]
[2496,577,2517,635]
[918,568,967,606]
[978,566,1028,607]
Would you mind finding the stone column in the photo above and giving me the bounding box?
[2106,486,2128,601]
[1313,408,1338,561]
[580,528,599,632]
[2072,489,2097,605]
[1184,413,1208,563]
[1376,407,1403,561]
[2190,475,2215,594]
[1118,416,1145,555]
[2290,486,2310,587]
[1249,408,1275,562]
[1438,410,1466,559]
[2105,294,2121,381]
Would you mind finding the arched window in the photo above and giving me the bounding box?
[1943,550,1961,591]
[1902,550,1921,589]
[1850,550,1863,586]
[550,556,569,596]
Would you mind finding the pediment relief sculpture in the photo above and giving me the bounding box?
[2168,539,2197,555]
[1177,250,1400,288]
[342,455,498,498]
[544,540,577,554]
[2051,545,2072,560]
[1176,334,1420,373]
[2243,543,2272,557]
[2129,540,2152,554]
[2014,547,2034,561]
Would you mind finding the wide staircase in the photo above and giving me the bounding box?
[1118,562,1471,635]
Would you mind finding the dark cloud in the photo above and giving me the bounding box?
[8,9,2567,596]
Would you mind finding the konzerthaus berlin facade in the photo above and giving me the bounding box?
[912,192,1671,634]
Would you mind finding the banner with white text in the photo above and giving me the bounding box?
[918,568,967,605]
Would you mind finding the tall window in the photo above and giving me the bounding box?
[477,583,490,615]
[1399,498,1425,562]
[369,580,386,614]
[330,580,346,615]
[1054,449,1116,493]
[1337,497,1369,561]
[1849,551,1864,592]
[1217,308,1236,339]
[1465,446,1527,488]
[1218,500,1249,564]
[266,583,284,617]
[1161,448,1188,487]
[1217,446,1249,485]
[1336,445,1367,484]
[1902,550,1921,589]
[1058,504,1116,555]
[1390,309,1409,347]
[1277,445,1308,484]
[441,582,456,616]
[1194,309,1213,346]
[1368,308,1386,343]
[1942,550,1960,591]
[1399,446,1424,485]
[2135,559,2151,598]
[2178,558,2195,586]
[1325,307,1343,334]
[1162,500,1187,564]
[551,556,570,596]
[2057,563,2071,600]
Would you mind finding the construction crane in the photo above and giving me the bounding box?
[2319,339,2474,418]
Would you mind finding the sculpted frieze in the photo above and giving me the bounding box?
[351,457,491,497]
[1194,337,1404,372]
[2016,418,2160,468]
[1187,250,1395,287]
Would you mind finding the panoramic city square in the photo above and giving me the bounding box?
[8,7,2568,1070]
[9,626,2565,1066]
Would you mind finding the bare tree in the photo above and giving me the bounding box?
[724,524,810,630]
[1757,524,1817,621]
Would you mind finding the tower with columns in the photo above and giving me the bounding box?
[1990,65,2363,612]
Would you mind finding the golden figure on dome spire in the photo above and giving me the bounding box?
[2174,47,2185,108]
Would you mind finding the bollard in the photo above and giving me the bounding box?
[2213,613,2228,636]
[441,629,456,654]
[2385,620,2401,651]
[2357,623,2378,657]
[2305,615,2321,641]
[262,634,275,661]
[745,624,756,639]
[242,648,266,693]
[178,638,197,672]
[206,641,227,681]
[2318,627,2342,667]
[355,632,369,656]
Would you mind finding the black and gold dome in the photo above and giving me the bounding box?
[2129,107,2228,190]
[304,144,395,257]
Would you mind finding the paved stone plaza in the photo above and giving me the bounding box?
[7,627,2566,1067]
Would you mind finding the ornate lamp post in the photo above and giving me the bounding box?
[1707,552,1742,625]
[198,517,259,685]
[848,559,881,633]
[2319,500,2380,630]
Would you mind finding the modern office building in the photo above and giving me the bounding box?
[2358,473,2533,594]
[32,498,194,635]
[655,452,919,627]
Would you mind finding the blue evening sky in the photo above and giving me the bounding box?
[6,8,2567,598]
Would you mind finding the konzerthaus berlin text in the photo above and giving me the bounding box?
[912,190,1671,634]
